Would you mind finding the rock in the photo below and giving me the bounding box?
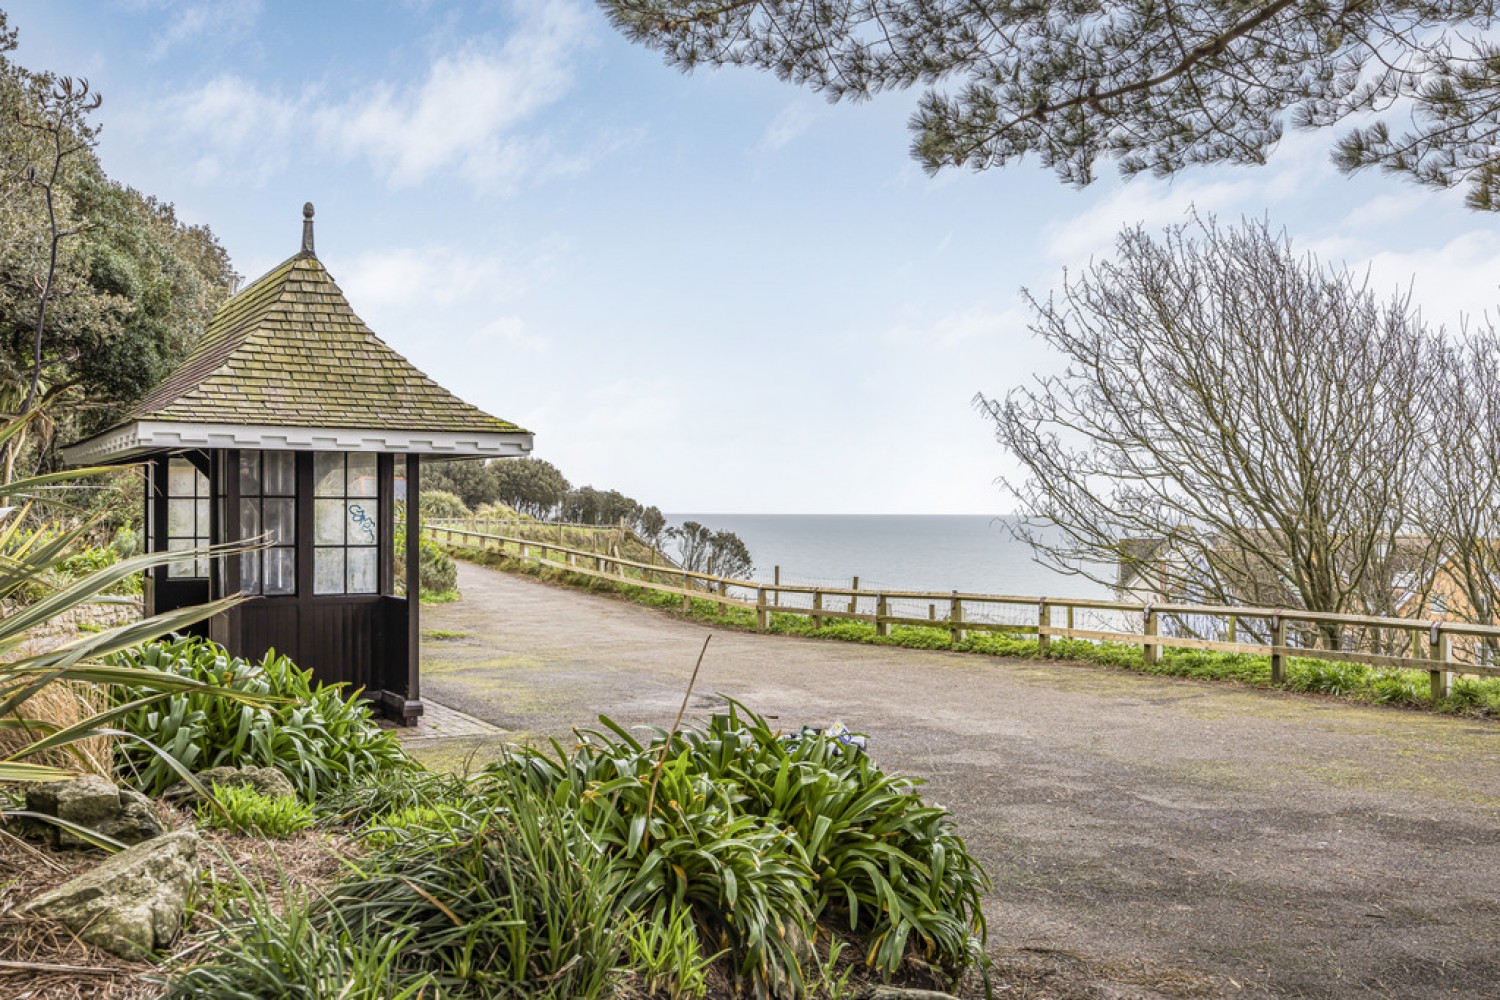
[163,765,297,805]
[22,776,164,849]
[21,828,200,957]
[861,990,959,1000]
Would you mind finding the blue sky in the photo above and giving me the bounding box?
[6,1,1498,514]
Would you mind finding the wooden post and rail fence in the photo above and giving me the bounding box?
[423,522,1500,701]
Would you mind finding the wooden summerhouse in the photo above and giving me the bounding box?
[62,205,532,723]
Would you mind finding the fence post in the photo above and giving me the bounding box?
[717,579,727,616]
[929,603,936,621]
[876,594,890,637]
[1066,603,1075,634]
[951,592,965,645]
[774,565,781,606]
[756,587,769,629]
[849,576,859,614]
[1142,605,1158,666]
[682,571,691,611]
[1037,598,1050,657]
[1429,622,1450,701]
[812,590,823,630]
[1227,614,1237,644]
[1270,613,1286,684]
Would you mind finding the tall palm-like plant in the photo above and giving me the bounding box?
[0,421,263,784]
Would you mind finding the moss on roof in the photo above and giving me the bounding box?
[127,253,525,435]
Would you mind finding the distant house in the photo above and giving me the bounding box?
[1114,530,1442,641]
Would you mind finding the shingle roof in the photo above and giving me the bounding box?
[125,252,525,435]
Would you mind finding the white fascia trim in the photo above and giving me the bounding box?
[61,420,535,466]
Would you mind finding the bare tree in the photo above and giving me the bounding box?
[1417,334,1500,633]
[979,215,1436,644]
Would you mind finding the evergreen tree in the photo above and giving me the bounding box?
[0,11,235,470]
[601,1,1500,208]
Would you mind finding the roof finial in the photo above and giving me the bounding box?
[300,202,316,257]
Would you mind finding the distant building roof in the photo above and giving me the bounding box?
[63,204,532,464]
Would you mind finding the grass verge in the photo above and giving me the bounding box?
[445,544,1500,719]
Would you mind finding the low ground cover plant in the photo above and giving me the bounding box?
[196,782,314,838]
[107,634,412,799]
[167,705,989,999]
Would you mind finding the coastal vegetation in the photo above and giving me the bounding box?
[447,541,1500,720]
[1,482,987,997]
[423,459,757,581]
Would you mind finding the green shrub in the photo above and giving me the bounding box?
[419,537,458,596]
[420,490,472,521]
[315,767,471,829]
[485,702,989,994]
[320,778,624,999]
[109,635,414,800]
[197,782,314,838]
[169,872,434,999]
[624,905,717,1000]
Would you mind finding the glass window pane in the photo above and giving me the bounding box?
[239,451,261,497]
[240,552,261,594]
[263,452,295,496]
[168,458,198,497]
[346,499,378,546]
[196,499,211,539]
[264,548,295,595]
[195,557,211,579]
[314,452,345,497]
[240,499,261,540]
[167,499,195,539]
[347,547,377,594]
[315,548,345,595]
[347,453,378,497]
[264,499,295,545]
[315,499,345,545]
[166,537,196,578]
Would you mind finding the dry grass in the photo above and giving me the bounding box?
[0,806,353,1000]
[0,824,157,1000]
[0,680,114,778]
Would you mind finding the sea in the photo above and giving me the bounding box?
[666,513,1114,600]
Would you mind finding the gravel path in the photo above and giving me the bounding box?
[423,562,1500,999]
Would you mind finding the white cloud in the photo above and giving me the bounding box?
[468,315,549,353]
[323,2,589,189]
[337,244,540,310]
[1038,129,1328,263]
[1345,230,1500,329]
[760,102,820,151]
[140,0,262,61]
[149,0,592,193]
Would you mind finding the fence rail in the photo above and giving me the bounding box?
[424,523,1500,700]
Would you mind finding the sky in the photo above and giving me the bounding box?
[4,1,1500,515]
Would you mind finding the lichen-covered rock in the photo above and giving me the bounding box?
[22,776,164,848]
[163,765,296,805]
[21,828,199,957]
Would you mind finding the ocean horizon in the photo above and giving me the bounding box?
[666,513,1114,600]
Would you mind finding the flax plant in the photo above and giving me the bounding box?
[0,421,265,786]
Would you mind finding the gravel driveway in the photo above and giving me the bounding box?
[422,562,1500,999]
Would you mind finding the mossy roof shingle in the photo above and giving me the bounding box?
[127,253,525,435]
